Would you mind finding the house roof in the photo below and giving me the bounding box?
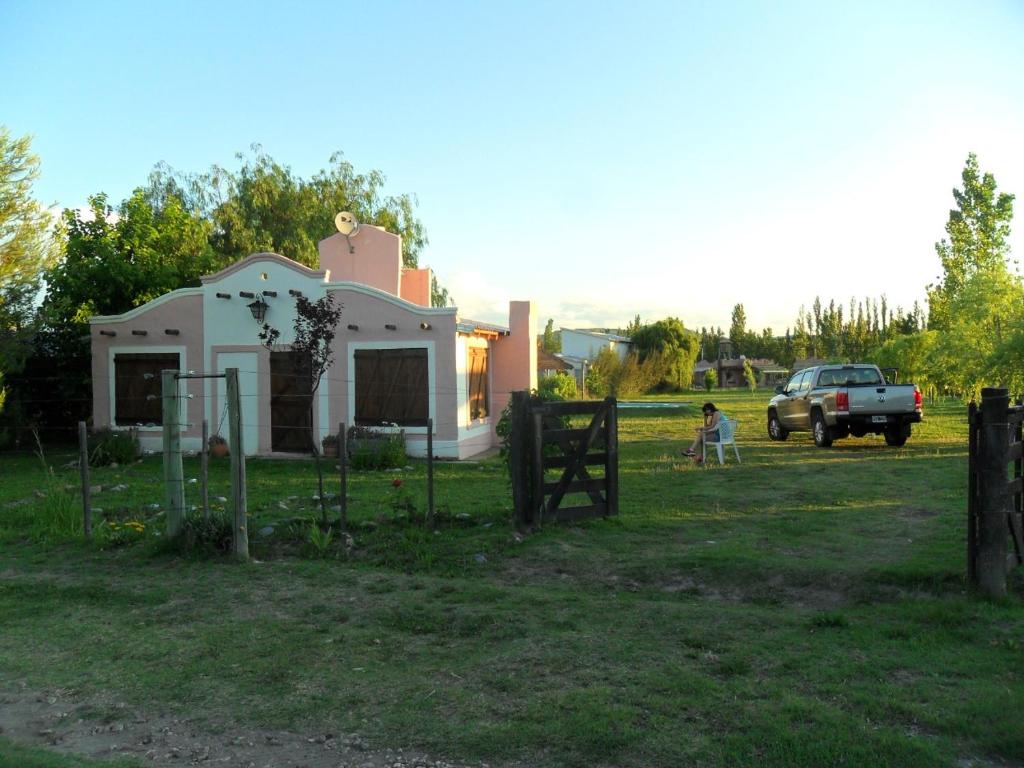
[457,318,510,337]
[538,348,573,371]
[200,252,327,284]
[560,328,631,343]
[792,357,829,370]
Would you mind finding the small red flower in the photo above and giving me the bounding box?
[392,478,402,488]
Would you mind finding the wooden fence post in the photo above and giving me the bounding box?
[226,368,248,560]
[78,421,92,538]
[977,387,1009,597]
[162,370,185,537]
[605,397,619,517]
[338,421,347,532]
[532,408,545,526]
[201,418,210,521]
[427,417,435,529]
[967,401,978,583]
[509,391,530,528]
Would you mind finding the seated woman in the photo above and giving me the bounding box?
[683,402,724,458]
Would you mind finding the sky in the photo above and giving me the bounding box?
[3,0,1023,333]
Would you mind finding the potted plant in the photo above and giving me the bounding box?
[321,433,339,458]
[208,434,229,458]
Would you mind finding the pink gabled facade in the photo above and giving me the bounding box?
[89,224,536,459]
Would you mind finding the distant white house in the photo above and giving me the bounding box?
[557,328,632,389]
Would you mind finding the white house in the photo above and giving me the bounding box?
[557,329,632,389]
[89,223,537,459]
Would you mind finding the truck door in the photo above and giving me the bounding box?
[777,370,809,428]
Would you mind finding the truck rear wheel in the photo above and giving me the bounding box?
[767,411,788,441]
[812,411,833,448]
[884,424,910,447]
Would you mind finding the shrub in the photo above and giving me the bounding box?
[704,368,718,391]
[176,510,234,554]
[90,428,139,467]
[349,428,407,470]
[538,371,576,401]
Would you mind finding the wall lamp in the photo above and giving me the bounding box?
[248,296,269,324]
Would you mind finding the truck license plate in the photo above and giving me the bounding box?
[871,415,888,424]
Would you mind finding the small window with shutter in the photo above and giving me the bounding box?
[468,346,489,421]
[113,352,180,426]
[354,348,429,427]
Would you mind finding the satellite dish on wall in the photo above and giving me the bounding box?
[335,211,360,236]
[335,212,360,254]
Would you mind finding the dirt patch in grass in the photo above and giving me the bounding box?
[0,684,516,768]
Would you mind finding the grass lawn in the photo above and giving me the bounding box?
[1,389,1022,767]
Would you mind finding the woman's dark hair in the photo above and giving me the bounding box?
[702,402,717,414]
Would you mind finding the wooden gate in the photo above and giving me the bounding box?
[509,392,618,527]
[968,386,1024,597]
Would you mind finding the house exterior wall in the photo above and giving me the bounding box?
[491,301,537,446]
[560,330,630,363]
[90,291,205,452]
[90,249,530,460]
[400,267,432,307]
[324,284,458,457]
[318,228,401,296]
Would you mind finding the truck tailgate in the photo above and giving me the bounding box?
[847,385,917,415]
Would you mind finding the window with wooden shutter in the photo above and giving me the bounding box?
[468,346,489,420]
[113,352,180,426]
[354,348,429,427]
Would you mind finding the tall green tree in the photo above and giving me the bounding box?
[541,318,561,353]
[0,128,53,380]
[927,153,1016,331]
[630,317,700,390]
[729,303,748,354]
[44,191,216,326]
[147,147,428,271]
[923,154,1017,397]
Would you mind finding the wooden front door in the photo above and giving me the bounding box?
[270,351,312,453]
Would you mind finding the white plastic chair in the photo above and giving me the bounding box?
[703,418,741,466]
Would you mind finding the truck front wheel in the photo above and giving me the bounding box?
[767,411,789,441]
[884,424,910,447]
[812,411,833,448]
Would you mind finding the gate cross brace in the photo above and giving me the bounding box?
[543,406,607,518]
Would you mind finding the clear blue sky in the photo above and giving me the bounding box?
[4,0,1023,332]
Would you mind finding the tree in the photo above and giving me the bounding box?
[147,147,429,270]
[44,191,216,327]
[742,358,757,392]
[259,293,344,527]
[704,368,718,392]
[729,304,748,355]
[923,154,1018,397]
[629,317,699,390]
[928,153,1016,332]
[541,318,561,353]
[0,128,54,387]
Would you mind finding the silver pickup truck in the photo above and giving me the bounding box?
[767,364,922,447]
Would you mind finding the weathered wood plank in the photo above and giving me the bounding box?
[78,422,92,538]
[542,452,607,469]
[1009,441,1024,462]
[532,410,545,525]
[530,400,608,417]
[541,427,606,445]
[542,478,607,495]
[226,368,249,561]
[1009,476,1023,495]
[544,408,607,516]
[551,504,607,522]
[605,397,619,517]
